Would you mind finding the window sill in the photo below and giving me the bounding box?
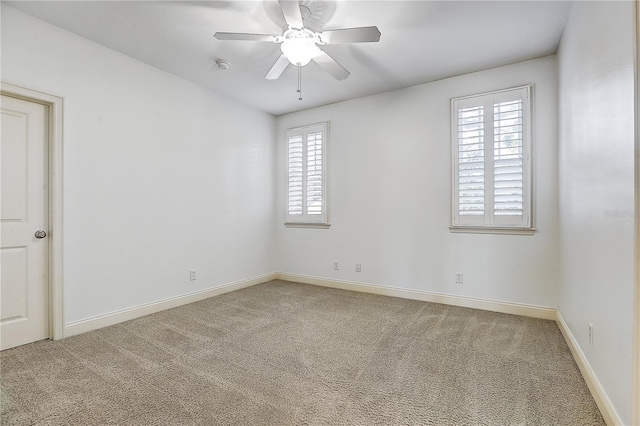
[449,226,535,235]
[285,222,331,229]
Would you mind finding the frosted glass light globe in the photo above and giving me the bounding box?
[281,38,320,66]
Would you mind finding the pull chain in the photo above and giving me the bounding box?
[297,64,302,101]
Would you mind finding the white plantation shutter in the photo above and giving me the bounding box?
[458,105,485,218]
[452,86,531,231]
[306,131,323,215]
[286,123,329,225]
[287,135,303,216]
[493,99,523,218]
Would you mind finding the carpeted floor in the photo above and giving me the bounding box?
[1,280,604,425]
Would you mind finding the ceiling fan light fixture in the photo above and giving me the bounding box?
[281,38,320,66]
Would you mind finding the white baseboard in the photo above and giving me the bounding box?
[64,273,277,338]
[276,272,556,320]
[556,311,623,426]
[64,273,555,338]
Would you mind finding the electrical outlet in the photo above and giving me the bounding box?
[355,263,361,272]
[588,323,594,345]
[455,272,463,284]
[333,261,339,271]
[190,270,196,281]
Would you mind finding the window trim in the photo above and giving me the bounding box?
[450,85,535,235]
[284,122,330,228]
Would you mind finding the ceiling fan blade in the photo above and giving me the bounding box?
[312,50,350,81]
[265,55,290,80]
[214,32,278,42]
[318,26,381,44]
[278,0,303,29]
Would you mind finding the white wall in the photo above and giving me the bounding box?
[277,56,559,308]
[1,5,277,324]
[557,1,636,424]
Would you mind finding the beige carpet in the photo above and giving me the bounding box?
[1,280,604,425]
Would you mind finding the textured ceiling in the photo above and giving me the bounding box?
[5,1,573,115]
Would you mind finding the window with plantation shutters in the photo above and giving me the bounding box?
[451,86,533,234]
[286,122,329,227]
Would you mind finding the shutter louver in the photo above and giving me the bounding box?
[493,100,523,216]
[306,132,323,215]
[458,106,485,216]
[288,135,303,215]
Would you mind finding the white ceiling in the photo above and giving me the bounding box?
[6,1,573,116]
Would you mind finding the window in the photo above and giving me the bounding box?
[285,122,329,227]
[451,86,533,234]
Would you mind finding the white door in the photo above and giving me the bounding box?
[1,95,49,350]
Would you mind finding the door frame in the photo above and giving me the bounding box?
[1,82,64,341]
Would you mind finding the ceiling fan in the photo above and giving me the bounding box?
[214,0,381,83]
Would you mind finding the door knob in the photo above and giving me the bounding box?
[34,230,47,239]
